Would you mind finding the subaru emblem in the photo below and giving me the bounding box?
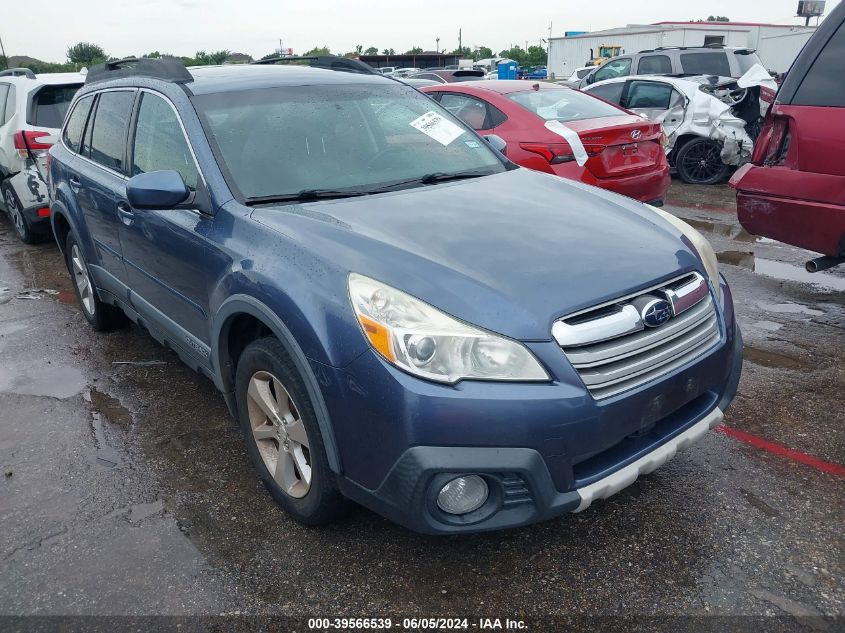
[640,299,672,328]
[631,129,642,140]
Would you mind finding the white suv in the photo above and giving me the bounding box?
[0,68,84,242]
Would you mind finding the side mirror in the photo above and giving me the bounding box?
[484,134,507,156]
[126,170,190,210]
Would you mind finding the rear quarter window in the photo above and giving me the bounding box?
[679,52,731,76]
[793,20,845,107]
[30,84,83,128]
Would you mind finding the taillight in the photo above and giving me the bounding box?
[519,142,575,164]
[13,130,53,159]
[757,115,790,166]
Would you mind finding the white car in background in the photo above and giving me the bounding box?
[563,66,594,86]
[583,65,775,185]
[0,68,85,242]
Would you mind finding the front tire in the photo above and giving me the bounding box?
[675,138,730,185]
[235,336,346,525]
[64,232,127,331]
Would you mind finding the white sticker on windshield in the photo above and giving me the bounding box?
[409,111,465,146]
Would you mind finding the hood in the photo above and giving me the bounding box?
[251,169,701,341]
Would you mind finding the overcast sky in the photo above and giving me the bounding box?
[3,0,841,62]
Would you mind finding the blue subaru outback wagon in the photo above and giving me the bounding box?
[48,57,742,534]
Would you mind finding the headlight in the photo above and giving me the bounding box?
[645,205,721,298]
[348,274,549,384]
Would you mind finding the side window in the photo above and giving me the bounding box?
[626,81,674,109]
[62,95,94,153]
[131,93,199,190]
[679,52,730,76]
[4,85,15,125]
[88,90,135,172]
[586,82,625,105]
[637,55,672,75]
[793,19,845,107]
[438,93,493,130]
[0,84,9,125]
[593,58,632,83]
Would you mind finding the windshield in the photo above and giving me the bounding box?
[193,84,504,201]
[508,88,623,122]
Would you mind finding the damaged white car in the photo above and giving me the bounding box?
[583,65,776,184]
[0,69,84,243]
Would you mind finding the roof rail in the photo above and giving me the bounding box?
[85,57,193,85]
[0,68,37,79]
[251,55,377,75]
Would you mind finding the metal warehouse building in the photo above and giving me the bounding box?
[548,21,816,77]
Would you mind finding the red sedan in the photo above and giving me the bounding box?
[422,81,670,204]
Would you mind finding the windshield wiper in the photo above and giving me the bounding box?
[369,170,493,192]
[244,189,370,205]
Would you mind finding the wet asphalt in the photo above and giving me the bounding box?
[0,181,842,629]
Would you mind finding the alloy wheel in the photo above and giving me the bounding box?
[70,244,96,316]
[680,142,723,183]
[246,370,312,498]
[4,189,26,239]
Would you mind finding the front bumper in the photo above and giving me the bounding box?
[331,282,742,534]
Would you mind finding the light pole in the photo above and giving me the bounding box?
[436,37,440,53]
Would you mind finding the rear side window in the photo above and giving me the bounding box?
[576,68,592,79]
[0,84,8,124]
[31,84,83,128]
[4,86,15,125]
[679,52,731,76]
[62,95,94,153]
[626,81,674,109]
[131,93,199,190]
[508,88,622,122]
[637,55,672,74]
[593,58,632,83]
[584,82,625,106]
[88,91,135,171]
[793,20,845,107]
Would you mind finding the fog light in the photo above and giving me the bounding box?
[436,475,488,515]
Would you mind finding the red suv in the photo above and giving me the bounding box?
[730,2,845,271]
[422,81,670,205]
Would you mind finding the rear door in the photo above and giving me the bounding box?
[75,89,136,288]
[622,79,687,140]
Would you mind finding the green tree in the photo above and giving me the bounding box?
[66,42,107,66]
[304,46,332,56]
[0,54,7,70]
[476,46,493,59]
[525,45,547,66]
[364,46,379,55]
[355,44,363,55]
[707,15,730,21]
[450,46,472,57]
[382,48,395,55]
[405,46,423,54]
[498,46,527,65]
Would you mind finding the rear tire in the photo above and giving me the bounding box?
[2,182,39,244]
[235,336,347,525]
[64,232,127,331]
[675,138,730,185]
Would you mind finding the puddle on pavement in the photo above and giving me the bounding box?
[717,250,755,269]
[716,250,845,293]
[85,389,133,468]
[0,364,87,399]
[129,500,164,523]
[743,345,814,371]
[757,302,824,317]
[685,219,756,243]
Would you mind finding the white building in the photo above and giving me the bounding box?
[548,21,816,78]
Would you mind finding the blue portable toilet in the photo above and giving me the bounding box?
[498,60,518,80]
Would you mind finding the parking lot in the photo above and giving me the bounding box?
[0,180,842,628]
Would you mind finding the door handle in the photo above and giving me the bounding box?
[69,176,81,192]
[117,201,135,225]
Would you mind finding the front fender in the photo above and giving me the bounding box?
[211,294,343,473]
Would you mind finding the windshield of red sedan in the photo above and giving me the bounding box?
[508,88,623,123]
